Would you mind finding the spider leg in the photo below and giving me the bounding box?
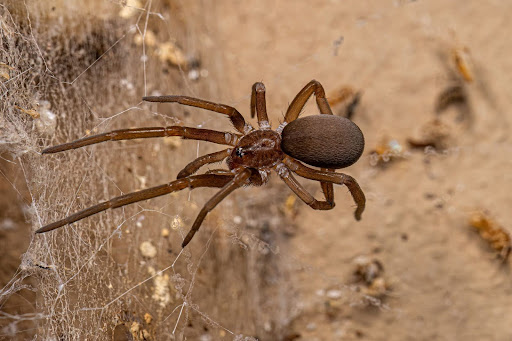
[182,168,252,247]
[177,148,232,179]
[274,163,335,210]
[250,82,270,129]
[283,80,333,123]
[283,157,365,220]
[203,169,234,176]
[320,177,335,205]
[42,127,241,154]
[35,174,234,234]
[143,95,252,133]
[282,80,336,205]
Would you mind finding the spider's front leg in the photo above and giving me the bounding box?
[143,95,253,133]
[250,82,271,129]
[42,127,241,153]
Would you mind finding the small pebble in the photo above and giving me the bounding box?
[326,289,343,300]
[140,241,157,258]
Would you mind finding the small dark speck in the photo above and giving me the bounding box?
[401,233,408,241]
[332,36,344,56]
[385,199,394,206]
[283,332,301,341]
[366,232,377,240]
[424,192,436,200]
[137,155,143,160]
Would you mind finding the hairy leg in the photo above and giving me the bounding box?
[250,82,270,129]
[42,127,241,153]
[320,180,335,205]
[182,168,252,247]
[177,149,232,179]
[283,80,334,123]
[275,163,335,210]
[36,174,234,233]
[283,80,336,203]
[283,157,365,220]
[143,95,252,133]
[203,169,234,176]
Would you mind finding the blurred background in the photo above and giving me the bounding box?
[1,0,512,340]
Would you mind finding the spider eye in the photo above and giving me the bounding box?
[235,147,244,158]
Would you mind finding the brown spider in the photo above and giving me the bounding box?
[36,80,366,247]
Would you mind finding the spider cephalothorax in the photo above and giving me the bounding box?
[227,130,284,171]
[37,80,366,248]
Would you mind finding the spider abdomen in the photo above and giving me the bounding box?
[281,115,364,169]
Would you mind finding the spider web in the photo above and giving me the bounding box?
[1,1,305,339]
[2,0,512,340]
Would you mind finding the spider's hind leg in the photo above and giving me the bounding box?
[282,157,365,221]
[282,80,336,207]
[274,163,335,211]
[320,168,335,205]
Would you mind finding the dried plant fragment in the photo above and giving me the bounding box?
[133,29,201,78]
[282,194,298,219]
[452,46,474,83]
[469,211,511,261]
[134,30,157,48]
[407,118,451,150]
[435,84,468,113]
[119,0,143,19]
[0,62,13,80]
[139,240,157,258]
[328,85,362,119]
[35,101,57,135]
[144,313,152,325]
[163,136,182,149]
[369,136,405,166]
[352,256,391,300]
[157,41,191,69]
[15,105,40,119]
[152,272,172,308]
[115,311,154,341]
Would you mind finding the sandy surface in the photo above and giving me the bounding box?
[2,1,512,340]
[209,1,512,339]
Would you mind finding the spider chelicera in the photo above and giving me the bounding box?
[36,80,366,247]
